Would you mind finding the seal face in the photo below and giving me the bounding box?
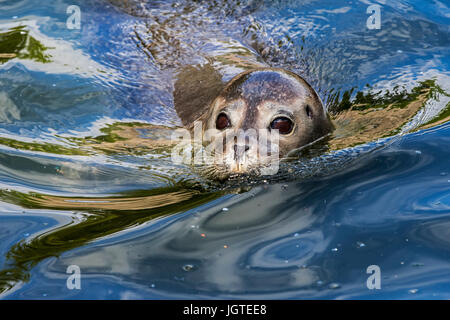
[202,68,333,177]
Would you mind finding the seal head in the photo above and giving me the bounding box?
[202,68,333,178]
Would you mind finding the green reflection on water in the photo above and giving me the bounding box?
[327,79,450,150]
[0,122,176,157]
[0,185,222,295]
[328,79,448,114]
[0,137,89,156]
[0,26,52,64]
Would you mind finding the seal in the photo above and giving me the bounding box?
[112,1,334,178]
[174,66,334,178]
[111,0,440,181]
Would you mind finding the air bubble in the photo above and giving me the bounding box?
[328,283,340,289]
[182,264,195,272]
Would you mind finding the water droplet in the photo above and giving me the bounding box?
[23,233,30,237]
[408,289,418,294]
[440,172,447,176]
[356,242,366,248]
[316,280,324,286]
[284,260,289,264]
[415,150,422,154]
[182,264,195,272]
[328,283,340,289]
[331,248,338,252]
[400,261,405,265]
[150,284,155,288]
[221,207,229,212]
[293,233,300,237]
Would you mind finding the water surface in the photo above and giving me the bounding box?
[0,0,449,299]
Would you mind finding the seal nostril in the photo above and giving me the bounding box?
[245,145,250,152]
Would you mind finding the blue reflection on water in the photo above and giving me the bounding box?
[0,0,449,299]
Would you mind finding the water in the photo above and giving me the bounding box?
[0,0,449,299]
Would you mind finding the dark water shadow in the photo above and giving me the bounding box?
[0,185,222,295]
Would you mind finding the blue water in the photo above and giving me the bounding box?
[0,0,450,299]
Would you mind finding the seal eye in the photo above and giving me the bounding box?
[216,113,231,130]
[270,117,294,135]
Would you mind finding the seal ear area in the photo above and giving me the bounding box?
[305,104,314,119]
[309,106,336,140]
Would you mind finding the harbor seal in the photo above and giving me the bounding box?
[108,0,334,179]
[174,66,334,178]
[109,1,440,181]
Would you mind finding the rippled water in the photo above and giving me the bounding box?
[0,0,449,299]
